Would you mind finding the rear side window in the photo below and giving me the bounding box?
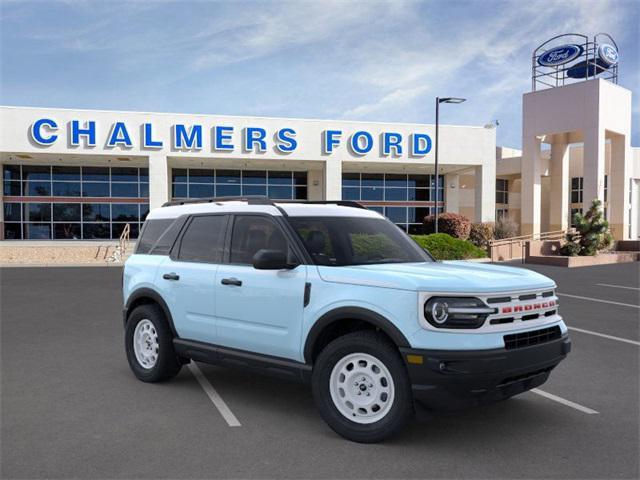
[177,215,227,263]
[136,219,174,254]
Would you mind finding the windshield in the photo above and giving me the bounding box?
[288,216,433,266]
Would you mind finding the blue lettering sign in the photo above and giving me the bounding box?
[107,122,132,148]
[214,126,234,151]
[173,124,202,150]
[30,118,58,145]
[244,127,267,152]
[411,133,432,156]
[350,131,373,155]
[382,132,403,156]
[275,128,297,153]
[71,120,96,147]
[323,130,342,154]
[143,123,163,148]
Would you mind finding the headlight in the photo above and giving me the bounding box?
[424,297,495,329]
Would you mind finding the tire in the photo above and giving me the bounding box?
[311,330,414,443]
[125,303,182,382]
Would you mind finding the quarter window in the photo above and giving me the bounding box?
[177,215,226,263]
[136,219,175,254]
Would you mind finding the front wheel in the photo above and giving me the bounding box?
[311,331,414,443]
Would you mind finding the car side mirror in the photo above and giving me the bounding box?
[252,249,296,270]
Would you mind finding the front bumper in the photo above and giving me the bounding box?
[400,334,571,411]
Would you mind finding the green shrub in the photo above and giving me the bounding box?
[560,199,613,256]
[469,222,495,249]
[411,233,487,260]
[423,212,471,239]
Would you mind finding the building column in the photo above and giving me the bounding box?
[582,126,606,212]
[521,135,543,236]
[609,134,631,240]
[324,159,342,201]
[445,173,459,214]
[148,153,170,210]
[307,169,324,201]
[474,163,495,223]
[549,134,570,232]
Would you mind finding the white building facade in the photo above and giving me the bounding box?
[0,106,496,240]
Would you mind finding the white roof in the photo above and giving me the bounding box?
[146,201,382,220]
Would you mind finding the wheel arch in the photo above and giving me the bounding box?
[303,307,410,364]
[124,288,178,338]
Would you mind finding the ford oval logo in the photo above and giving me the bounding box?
[538,44,583,67]
[598,44,618,66]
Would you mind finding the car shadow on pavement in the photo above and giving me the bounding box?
[194,361,570,446]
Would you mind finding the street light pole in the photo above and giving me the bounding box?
[435,97,440,233]
[433,96,466,234]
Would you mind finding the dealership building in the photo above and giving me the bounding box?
[0,35,638,242]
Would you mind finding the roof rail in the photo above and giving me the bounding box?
[161,196,273,207]
[274,200,367,210]
[161,196,367,210]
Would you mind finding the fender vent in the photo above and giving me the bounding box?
[504,326,561,350]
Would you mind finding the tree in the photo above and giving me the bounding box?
[560,199,613,256]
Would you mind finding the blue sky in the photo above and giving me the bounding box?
[1,0,638,148]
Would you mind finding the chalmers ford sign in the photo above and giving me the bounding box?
[29,118,434,157]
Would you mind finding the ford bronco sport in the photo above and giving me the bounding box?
[123,197,570,442]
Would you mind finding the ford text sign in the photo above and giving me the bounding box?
[537,44,583,67]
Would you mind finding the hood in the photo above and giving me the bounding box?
[316,261,555,293]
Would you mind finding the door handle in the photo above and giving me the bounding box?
[221,277,242,287]
[163,272,180,281]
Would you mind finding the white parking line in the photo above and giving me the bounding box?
[188,362,241,427]
[557,292,640,309]
[596,283,640,291]
[568,326,640,346]
[531,388,599,414]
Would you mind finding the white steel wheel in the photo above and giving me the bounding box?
[329,352,395,424]
[133,319,159,369]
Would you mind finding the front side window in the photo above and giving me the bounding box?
[288,216,432,266]
[229,215,293,265]
[177,215,226,263]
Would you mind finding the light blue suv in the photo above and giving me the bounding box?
[123,197,570,442]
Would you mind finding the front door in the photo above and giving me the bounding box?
[158,214,228,345]
[215,214,307,360]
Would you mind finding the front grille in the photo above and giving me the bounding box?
[504,326,562,350]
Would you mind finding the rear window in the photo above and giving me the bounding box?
[136,219,175,254]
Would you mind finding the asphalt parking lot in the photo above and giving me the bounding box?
[1,262,638,479]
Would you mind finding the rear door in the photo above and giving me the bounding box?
[214,214,307,360]
[159,214,228,344]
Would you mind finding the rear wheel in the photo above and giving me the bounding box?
[312,331,414,443]
[125,304,182,382]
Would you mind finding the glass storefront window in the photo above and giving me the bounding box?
[52,166,80,181]
[2,165,148,240]
[53,204,81,222]
[52,182,81,197]
[341,172,444,231]
[171,168,308,201]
